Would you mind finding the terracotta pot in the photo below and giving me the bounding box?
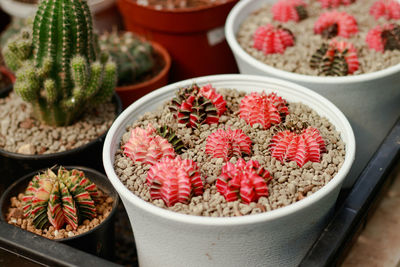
[117,0,239,82]
[115,41,171,108]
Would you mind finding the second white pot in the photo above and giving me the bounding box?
[103,74,355,267]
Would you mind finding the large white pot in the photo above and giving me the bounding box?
[0,0,115,18]
[225,0,400,188]
[103,74,355,267]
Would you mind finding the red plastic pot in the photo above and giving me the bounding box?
[115,41,171,108]
[117,0,239,82]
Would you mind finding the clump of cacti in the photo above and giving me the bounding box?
[22,167,99,230]
[124,124,176,165]
[1,0,117,126]
[216,159,270,204]
[240,91,289,129]
[147,157,204,207]
[169,84,227,128]
[205,128,252,161]
[99,30,154,87]
[269,127,326,167]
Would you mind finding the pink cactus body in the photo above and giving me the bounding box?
[366,24,400,52]
[205,128,252,161]
[269,127,326,167]
[253,24,295,55]
[240,91,289,130]
[147,157,204,207]
[319,0,355,8]
[370,0,400,20]
[314,11,358,38]
[123,125,176,165]
[271,0,308,22]
[328,40,359,74]
[216,159,270,204]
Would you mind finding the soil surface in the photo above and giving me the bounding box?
[6,190,113,240]
[237,0,400,76]
[0,91,116,155]
[114,87,346,217]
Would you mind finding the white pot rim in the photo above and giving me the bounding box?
[103,74,355,226]
[225,0,400,84]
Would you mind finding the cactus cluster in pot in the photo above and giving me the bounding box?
[99,30,154,87]
[1,0,117,126]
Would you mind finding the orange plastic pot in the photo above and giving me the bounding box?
[117,0,239,82]
[115,41,171,108]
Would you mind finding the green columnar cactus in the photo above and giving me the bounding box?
[99,30,153,86]
[22,167,99,230]
[2,0,117,126]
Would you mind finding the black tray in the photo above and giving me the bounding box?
[0,118,399,267]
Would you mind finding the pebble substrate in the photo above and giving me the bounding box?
[114,88,346,217]
[6,190,114,240]
[0,92,116,154]
[237,0,400,75]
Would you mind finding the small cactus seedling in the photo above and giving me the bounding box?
[240,91,289,130]
[2,0,117,126]
[314,11,358,39]
[253,24,295,55]
[169,84,227,128]
[271,0,308,22]
[147,157,204,207]
[22,167,99,230]
[318,0,355,8]
[310,40,359,76]
[370,0,400,20]
[366,24,400,52]
[205,128,252,161]
[124,125,176,165]
[156,125,186,154]
[216,159,270,204]
[269,127,326,167]
[99,30,154,87]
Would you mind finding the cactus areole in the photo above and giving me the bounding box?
[22,167,100,230]
[2,0,117,126]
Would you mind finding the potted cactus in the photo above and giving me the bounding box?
[0,0,122,192]
[0,166,119,259]
[99,30,171,108]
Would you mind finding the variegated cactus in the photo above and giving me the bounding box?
[205,128,252,161]
[147,157,204,207]
[1,0,117,126]
[22,167,99,230]
[216,159,270,204]
[169,84,227,128]
[156,125,186,154]
[123,124,176,165]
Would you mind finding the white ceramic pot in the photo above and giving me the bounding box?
[225,0,400,188]
[103,74,355,267]
[0,0,115,18]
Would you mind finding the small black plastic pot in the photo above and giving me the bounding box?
[0,87,123,194]
[0,166,119,261]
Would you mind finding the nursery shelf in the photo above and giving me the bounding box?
[0,118,399,266]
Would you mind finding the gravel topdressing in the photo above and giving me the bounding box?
[114,88,346,217]
[237,0,400,76]
[0,91,116,155]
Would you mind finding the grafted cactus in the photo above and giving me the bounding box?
[2,0,117,126]
[22,167,99,230]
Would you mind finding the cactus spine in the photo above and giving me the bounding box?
[2,0,117,126]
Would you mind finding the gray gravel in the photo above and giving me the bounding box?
[0,91,116,154]
[114,88,346,217]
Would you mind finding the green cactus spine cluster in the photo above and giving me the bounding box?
[99,30,154,86]
[2,0,117,126]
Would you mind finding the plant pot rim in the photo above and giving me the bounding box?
[0,88,122,160]
[225,0,400,85]
[121,0,237,13]
[115,41,171,92]
[103,74,356,226]
[0,165,119,242]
